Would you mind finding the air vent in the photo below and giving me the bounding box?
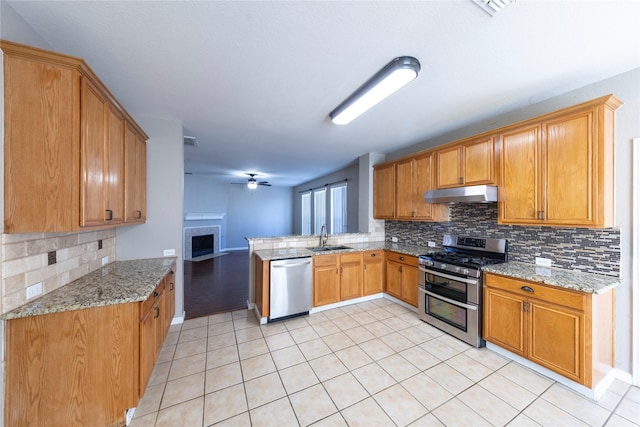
[472,0,515,16]
[184,136,198,147]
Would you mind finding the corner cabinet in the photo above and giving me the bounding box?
[483,273,614,388]
[1,40,148,233]
[498,95,622,228]
[435,136,497,189]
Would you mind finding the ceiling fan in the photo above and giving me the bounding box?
[245,173,271,189]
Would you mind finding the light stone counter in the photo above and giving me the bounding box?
[482,261,620,294]
[254,241,433,261]
[2,257,177,320]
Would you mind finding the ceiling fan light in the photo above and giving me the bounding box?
[247,179,258,190]
[329,56,420,125]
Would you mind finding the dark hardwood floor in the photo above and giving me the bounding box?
[183,250,249,320]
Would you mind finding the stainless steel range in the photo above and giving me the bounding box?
[418,234,508,347]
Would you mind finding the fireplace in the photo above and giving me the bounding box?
[184,226,221,260]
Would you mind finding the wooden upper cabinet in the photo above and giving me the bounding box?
[124,123,147,223]
[436,136,496,189]
[499,95,621,227]
[373,163,396,219]
[1,40,148,233]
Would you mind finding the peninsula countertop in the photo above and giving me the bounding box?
[482,261,620,294]
[254,241,434,261]
[2,257,177,320]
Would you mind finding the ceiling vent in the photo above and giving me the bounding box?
[184,136,198,147]
[472,0,515,16]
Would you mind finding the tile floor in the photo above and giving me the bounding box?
[131,298,640,427]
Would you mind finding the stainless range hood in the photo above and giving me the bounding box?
[424,185,498,204]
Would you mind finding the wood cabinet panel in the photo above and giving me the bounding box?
[385,252,418,307]
[106,105,125,224]
[363,250,384,296]
[401,265,418,307]
[464,137,495,185]
[436,146,462,188]
[385,261,403,299]
[254,256,270,317]
[313,264,340,306]
[124,123,147,223]
[484,286,527,357]
[340,254,363,301]
[373,163,396,219]
[396,153,448,221]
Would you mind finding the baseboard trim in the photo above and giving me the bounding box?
[309,293,384,314]
[171,312,185,325]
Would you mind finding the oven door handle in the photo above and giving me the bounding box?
[418,266,478,285]
[418,287,478,311]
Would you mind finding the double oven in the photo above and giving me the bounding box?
[417,234,507,348]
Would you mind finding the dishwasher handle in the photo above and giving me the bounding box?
[272,259,312,269]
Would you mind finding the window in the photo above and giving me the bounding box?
[301,192,311,235]
[330,183,347,234]
[313,188,326,235]
[300,182,348,235]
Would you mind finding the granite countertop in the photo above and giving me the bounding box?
[2,257,177,320]
[482,261,620,294]
[254,241,433,261]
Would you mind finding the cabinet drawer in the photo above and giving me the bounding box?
[363,250,384,261]
[385,251,418,267]
[141,281,165,317]
[484,273,585,311]
[340,252,363,264]
[314,254,338,268]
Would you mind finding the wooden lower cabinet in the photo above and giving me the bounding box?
[140,280,166,396]
[385,252,419,307]
[340,252,363,300]
[363,250,384,295]
[313,255,340,306]
[483,273,614,388]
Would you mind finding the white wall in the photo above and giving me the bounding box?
[116,116,185,319]
[225,184,293,249]
[183,174,228,249]
[0,1,51,49]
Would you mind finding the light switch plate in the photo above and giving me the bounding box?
[428,241,436,247]
[535,257,552,267]
[391,237,398,243]
[26,282,43,299]
[163,249,176,256]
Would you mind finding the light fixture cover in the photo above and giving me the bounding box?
[247,178,258,189]
[329,56,420,125]
[472,0,515,16]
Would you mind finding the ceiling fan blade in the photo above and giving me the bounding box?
[258,182,271,186]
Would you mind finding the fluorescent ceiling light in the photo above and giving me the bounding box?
[472,0,515,16]
[329,56,420,125]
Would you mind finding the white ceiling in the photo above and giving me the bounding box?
[6,0,640,187]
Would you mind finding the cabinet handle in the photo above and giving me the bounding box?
[170,282,174,291]
[521,286,535,293]
[459,177,464,184]
[136,210,142,219]
[399,266,403,272]
[153,291,159,298]
[105,209,113,221]
[370,253,376,257]
[399,256,404,261]
[537,211,545,220]
[154,306,160,318]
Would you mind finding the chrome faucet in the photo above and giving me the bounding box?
[320,224,328,247]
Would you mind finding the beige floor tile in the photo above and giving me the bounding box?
[624,386,639,403]
[309,353,348,382]
[232,309,250,319]
[279,362,320,394]
[398,325,436,345]
[205,361,243,394]
[419,338,460,361]
[164,331,179,347]
[157,344,176,363]
[506,413,542,426]
[377,354,420,382]
[341,304,364,315]
[399,346,440,370]
[406,413,446,426]
[173,337,207,359]
[434,334,472,353]
[312,320,341,337]
[237,337,269,360]
[155,396,203,427]
[310,412,348,426]
[305,311,329,325]
[245,371,287,409]
[374,383,428,426]
[233,316,260,330]
[299,338,333,360]
[478,372,537,411]
[203,383,248,426]
[129,412,157,427]
[363,322,394,338]
[351,311,378,326]
[379,331,414,352]
[169,323,182,333]
[369,307,395,321]
[605,413,639,427]
[344,325,376,344]
[401,372,453,411]
[385,304,411,316]
[265,331,296,351]
[208,312,233,325]
[240,353,276,380]
[398,313,426,327]
[614,398,640,424]
[212,411,251,426]
[445,353,494,382]
[381,316,411,332]
[260,321,288,336]
[234,326,263,343]
[168,352,207,381]
[425,363,474,395]
[161,371,205,409]
[322,331,356,352]
[432,397,492,427]
[498,362,554,396]
[335,345,374,371]
[323,372,369,410]
[335,315,361,331]
[340,397,395,427]
[523,398,589,426]
[271,345,306,370]
[322,307,348,321]
[351,362,397,394]
[608,380,631,396]
[250,397,299,427]
[459,384,519,426]
[541,383,611,426]
[208,331,237,351]
[148,361,171,387]
[597,389,626,411]
[136,383,165,416]
[283,316,310,331]
[179,325,208,343]
[207,345,240,370]
[464,347,509,371]
[290,325,320,343]
[289,384,338,426]
[182,316,208,330]
[358,338,395,361]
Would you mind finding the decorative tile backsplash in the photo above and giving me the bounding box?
[386,204,620,277]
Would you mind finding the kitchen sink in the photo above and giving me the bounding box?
[308,245,352,252]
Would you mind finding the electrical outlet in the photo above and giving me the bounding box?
[391,237,398,243]
[428,241,436,247]
[102,256,109,266]
[278,242,287,248]
[26,282,43,299]
[163,249,176,256]
[535,257,552,267]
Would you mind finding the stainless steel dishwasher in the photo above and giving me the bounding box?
[269,257,312,321]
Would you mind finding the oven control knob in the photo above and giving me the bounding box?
[454,267,462,273]
[463,269,470,275]
[425,260,434,267]
[440,264,447,270]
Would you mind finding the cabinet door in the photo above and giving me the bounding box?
[124,125,147,223]
[436,146,462,188]
[105,105,125,224]
[373,163,396,219]
[396,159,415,219]
[385,261,403,299]
[463,137,495,185]
[139,306,156,397]
[529,300,584,383]
[340,253,363,301]
[401,265,418,307]
[483,287,527,357]
[136,137,147,221]
[313,265,339,307]
[165,270,176,333]
[543,110,596,226]
[499,125,540,224]
[413,153,438,220]
[363,251,384,295]
[80,78,108,227]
